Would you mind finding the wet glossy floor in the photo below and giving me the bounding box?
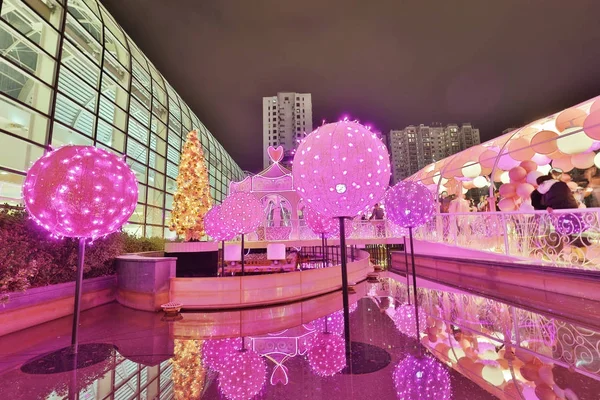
[0,275,598,399]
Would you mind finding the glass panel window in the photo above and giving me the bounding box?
[127,138,148,164]
[131,60,151,91]
[65,14,101,65]
[51,122,93,147]
[1,0,60,56]
[149,68,164,89]
[127,158,147,184]
[149,134,166,156]
[100,9,126,46]
[146,206,163,225]
[61,40,100,88]
[55,93,95,137]
[148,151,165,173]
[123,222,143,237]
[100,73,128,110]
[0,132,44,172]
[128,204,145,224]
[146,225,163,238]
[137,184,147,203]
[103,52,129,90]
[0,59,53,114]
[128,43,147,69]
[167,129,180,151]
[152,82,166,106]
[166,177,176,194]
[57,66,97,112]
[152,97,167,123]
[104,29,129,69]
[98,95,126,130]
[130,97,150,127]
[166,161,177,179]
[132,79,151,109]
[128,116,149,145]
[66,0,102,43]
[165,193,173,210]
[166,145,180,165]
[148,169,165,190]
[96,119,125,152]
[147,187,164,208]
[0,95,49,143]
[0,170,24,205]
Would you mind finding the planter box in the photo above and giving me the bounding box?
[0,275,116,337]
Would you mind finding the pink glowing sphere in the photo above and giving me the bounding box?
[393,355,452,400]
[293,121,391,217]
[385,182,436,229]
[204,205,236,241]
[307,332,346,377]
[313,310,345,336]
[304,206,339,236]
[218,349,267,400]
[202,338,242,372]
[221,192,264,235]
[23,145,137,238]
[392,303,427,338]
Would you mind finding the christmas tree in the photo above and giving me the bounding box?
[169,130,213,241]
[172,339,206,399]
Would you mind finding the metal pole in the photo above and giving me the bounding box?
[409,227,422,357]
[71,238,85,353]
[221,240,225,276]
[325,237,328,267]
[403,236,410,305]
[338,217,352,367]
[241,234,245,276]
[321,233,326,268]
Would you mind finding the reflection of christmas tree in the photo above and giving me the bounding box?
[172,340,206,400]
[169,131,212,241]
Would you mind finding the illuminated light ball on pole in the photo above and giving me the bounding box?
[22,145,138,353]
[218,349,267,400]
[304,206,339,267]
[392,303,427,338]
[293,120,391,364]
[385,181,436,356]
[202,338,243,373]
[204,205,236,276]
[307,332,346,377]
[393,355,452,400]
[221,192,264,276]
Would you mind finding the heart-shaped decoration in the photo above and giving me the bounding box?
[268,145,284,162]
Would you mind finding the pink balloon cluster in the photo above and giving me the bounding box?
[221,192,264,234]
[498,160,540,211]
[303,206,339,237]
[385,181,436,228]
[23,145,138,238]
[293,121,391,218]
[204,205,236,241]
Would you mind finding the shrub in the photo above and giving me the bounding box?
[0,207,165,302]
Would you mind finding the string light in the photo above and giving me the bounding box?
[293,121,391,218]
[218,349,267,400]
[221,192,264,234]
[204,205,236,241]
[392,303,427,338]
[393,355,452,400]
[22,145,137,239]
[385,181,436,228]
[303,206,339,237]
[202,338,242,373]
[306,332,346,377]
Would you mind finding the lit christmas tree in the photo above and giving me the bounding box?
[169,130,213,241]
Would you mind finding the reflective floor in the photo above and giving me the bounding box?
[0,275,598,399]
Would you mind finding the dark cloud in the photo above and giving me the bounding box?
[102,0,600,172]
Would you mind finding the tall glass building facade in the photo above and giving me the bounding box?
[0,0,244,238]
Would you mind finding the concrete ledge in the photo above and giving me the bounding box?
[0,276,116,337]
[170,250,372,310]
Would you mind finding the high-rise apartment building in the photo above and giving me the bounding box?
[263,93,313,169]
[389,123,480,183]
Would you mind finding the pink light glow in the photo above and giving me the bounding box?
[204,205,236,241]
[22,145,138,238]
[293,121,391,218]
[393,355,452,400]
[221,192,264,235]
[303,206,339,237]
[385,181,436,229]
[392,303,427,338]
[203,338,243,373]
[306,332,346,377]
[218,349,267,400]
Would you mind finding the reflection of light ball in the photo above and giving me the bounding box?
[205,205,236,241]
[292,121,391,217]
[304,206,339,237]
[385,182,436,229]
[203,338,243,372]
[314,310,345,336]
[23,145,138,238]
[532,153,551,166]
[461,162,481,179]
[219,350,267,400]
[222,192,264,234]
[538,164,552,174]
[393,355,451,400]
[557,127,594,155]
[392,303,427,338]
[473,176,488,188]
[307,333,346,377]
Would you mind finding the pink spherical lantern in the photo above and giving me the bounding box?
[392,303,427,338]
[204,205,236,241]
[304,206,339,237]
[203,338,242,372]
[292,121,391,217]
[385,182,436,229]
[393,355,452,400]
[307,333,346,377]
[23,145,137,238]
[313,310,345,336]
[221,192,264,234]
[218,349,267,400]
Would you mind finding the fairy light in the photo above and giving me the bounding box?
[221,192,264,235]
[385,181,436,229]
[204,205,236,241]
[393,355,452,400]
[392,303,427,338]
[202,338,242,373]
[303,206,339,237]
[22,145,137,239]
[306,332,346,377]
[218,349,267,400]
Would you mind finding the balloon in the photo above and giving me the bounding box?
[508,137,535,161]
[531,130,559,154]
[535,383,558,400]
[473,176,488,188]
[497,153,520,170]
[552,156,574,172]
[526,170,543,186]
[463,181,475,189]
[532,153,551,165]
[520,363,540,382]
[538,365,555,386]
[557,127,594,155]
[499,183,517,198]
[571,152,595,169]
[462,162,482,179]
[520,160,538,173]
[555,108,587,131]
[509,166,527,182]
[498,197,516,211]
[583,110,600,140]
[516,183,535,198]
[479,149,498,169]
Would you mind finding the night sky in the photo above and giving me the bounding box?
[102,0,600,172]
